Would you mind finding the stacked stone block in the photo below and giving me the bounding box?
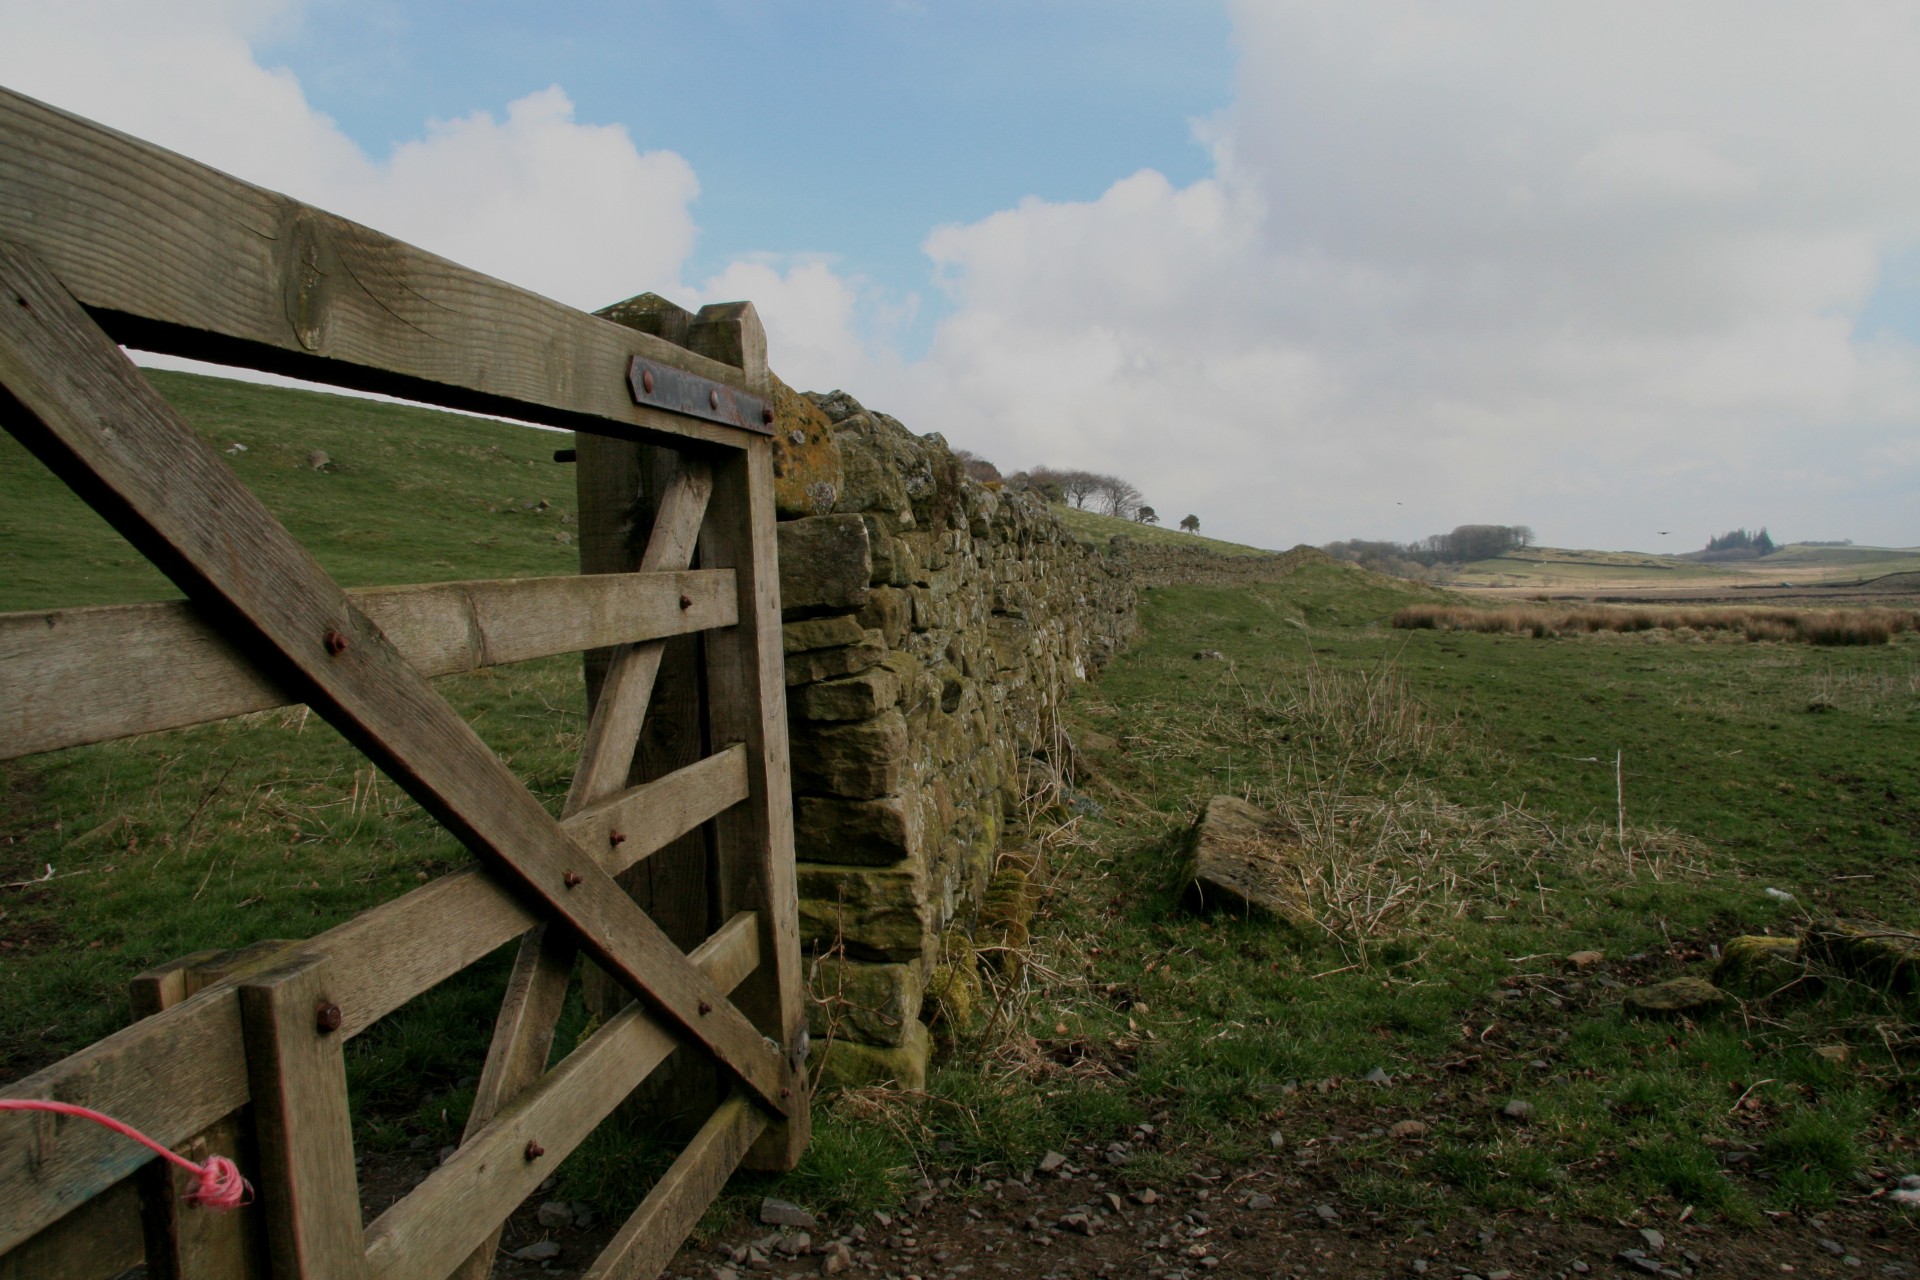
[771,391,1136,1087]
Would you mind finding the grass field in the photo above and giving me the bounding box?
[1048,503,1279,557]
[1444,543,1920,592]
[5,371,1920,1237]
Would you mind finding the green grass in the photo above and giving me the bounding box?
[981,564,1920,1222]
[6,370,1920,1232]
[0,369,583,612]
[1048,502,1279,556]
[1442,542,1920,590]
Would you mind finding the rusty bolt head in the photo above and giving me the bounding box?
[563,870,583,888]
[698,1000,713,1015]
[641,368,655,395]
[524,1140,544,1161]
[608,829,627,846]
[679,594,693,610]
[315,1001,343,1033]
[708,389,721,411]
[762,406,776,426]
[323,630,349,656]
[780,1087,792,1100]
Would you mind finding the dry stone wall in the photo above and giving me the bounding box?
[771,390,1135,1087]
[1123,542,1325,588]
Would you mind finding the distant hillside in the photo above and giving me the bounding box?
[1049,504,1277,557]
[1442,542,1920,591]
[1,370,584,612]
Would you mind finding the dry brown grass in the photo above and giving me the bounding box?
[1269,783,1712,950]
[1393,602,1918,646]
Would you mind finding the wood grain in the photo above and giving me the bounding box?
[238,956,367,1280]
[0,569,734,760]
[362,914,758,1280]
[702,434,812,1170]
[0,1175,144,1280]
[563,457,713,810]
[0,87,763,449]
[0,740,749,1254]
[450,450,715,1280]
[580,1092,768,1280]
[131,950,273,1280]
[0,243,792,1117]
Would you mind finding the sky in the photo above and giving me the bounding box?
[2,1,1917,553]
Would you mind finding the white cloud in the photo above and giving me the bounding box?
[0,1,698,311]
[5,1,1917,550]
[863,1,1920,550]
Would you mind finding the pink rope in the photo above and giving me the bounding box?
[0,1099,252,1209]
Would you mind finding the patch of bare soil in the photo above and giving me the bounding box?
[338,935,1920,1280]
[652,1162,1919,1280]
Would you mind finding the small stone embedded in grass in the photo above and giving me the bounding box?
[535,1201,574,1228]
[1622,976,1732,1017]
[1567,950,1605,969]
[1038,1150,1068,1173]
[761,1197,818,1229]
[1389,1119,1430,1139]
[1712,934,1804,997]
[1500,1099,1535,1122]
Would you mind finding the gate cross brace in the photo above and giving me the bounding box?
[0,241,796,1119]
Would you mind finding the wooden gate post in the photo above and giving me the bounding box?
[686,303,811,1170]
[238,957,367,1280]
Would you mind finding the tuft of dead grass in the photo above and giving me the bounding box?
[1393,602,1919,646]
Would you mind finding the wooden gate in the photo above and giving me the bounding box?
[0,85,808,1279]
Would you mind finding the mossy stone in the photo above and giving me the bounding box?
[813,1020,931,1091]
[1623,977,1733,1018]
[1713,935,1805,998]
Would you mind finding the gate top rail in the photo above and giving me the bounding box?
[0,85,767,447]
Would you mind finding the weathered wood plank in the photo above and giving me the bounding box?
[0,569,735,760]
[131,950,274,1280]
[0,245,792,1118]
[701,424,812,1170]
[238,956,367,1280]
[137,1111,264,1280]
[564,457,712,810]
[580,1093,767,1280]
[362,914,758,1280]
[0,742,747,1251]
[450,450,715,1280]
[0,1174,143,1280]
[0,87,765,448]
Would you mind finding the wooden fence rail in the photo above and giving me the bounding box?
[0,83,808,1280]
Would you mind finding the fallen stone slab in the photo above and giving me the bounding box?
[1622,977,1733,1018]
[1181,795,1313,926]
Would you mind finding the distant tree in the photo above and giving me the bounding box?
[1006,469,1065,503]
[953,449,1002,485]
[1059,469,1104,510]
[1094,474,1144,520]
[1135,505,1159,525]
[1704,527,1776,557]
[1180,514,1200,533]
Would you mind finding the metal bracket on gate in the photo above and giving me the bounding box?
[627,356,774,435]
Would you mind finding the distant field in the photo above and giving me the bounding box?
[1049,503,1277,556]
[1444,542,1920,593]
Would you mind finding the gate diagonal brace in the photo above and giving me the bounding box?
[0,241,796,1119]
